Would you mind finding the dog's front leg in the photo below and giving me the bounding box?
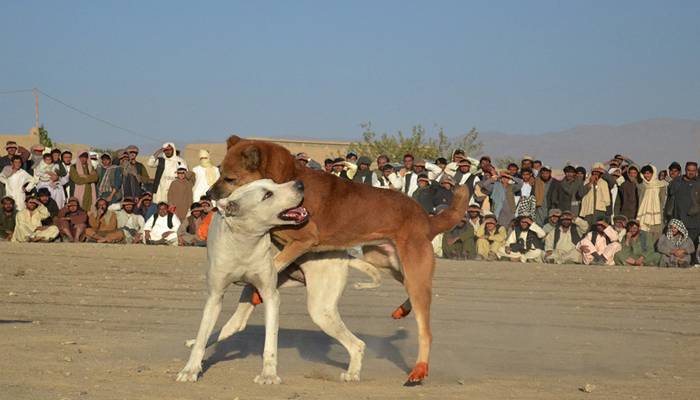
[253,274,282,385]
[176,288,224,382]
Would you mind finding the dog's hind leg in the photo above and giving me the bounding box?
[177,287,225,382]
[303,260,366,382]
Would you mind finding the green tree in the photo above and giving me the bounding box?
[347,123,482,163]
[38,125,54,148]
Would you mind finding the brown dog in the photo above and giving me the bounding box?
[207,136,469,384]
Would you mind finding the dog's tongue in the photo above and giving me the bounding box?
[281,206,309,223]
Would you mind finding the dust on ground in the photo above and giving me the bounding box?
[1,243,699,399]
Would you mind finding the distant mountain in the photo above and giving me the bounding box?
[476,118,700,170]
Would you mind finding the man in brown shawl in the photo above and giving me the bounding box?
[69,150,98,211]
[85,198,124,243]
[167,166,195,221]
[57,197,88,242]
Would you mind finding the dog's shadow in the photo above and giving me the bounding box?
[202,325,411,374]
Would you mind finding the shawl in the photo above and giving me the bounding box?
[579,178,610,217]
[73,159,96,210]
[516,195,537,217]
[97,165,118,194]
[666,219,689,246]
[492,181,515,218]
[534,177,546,207]
[638,165,667,230]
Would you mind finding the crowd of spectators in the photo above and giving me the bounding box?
[1,139,698,268]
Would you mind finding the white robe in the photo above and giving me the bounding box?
[34,161,66,208]
[143,213,181,245]
[192,165,220,202]
[0,167,36,211]
[147,142,187,203]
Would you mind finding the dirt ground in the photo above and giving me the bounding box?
[1,242,699,400]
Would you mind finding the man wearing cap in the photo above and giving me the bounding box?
[136,192,157,221]
[12,196,59,242]
[27,144,46,172]
[475,214,507,261]
[120,145,150,199]
[617,165,641,221]
[373,155,390,183]
[497,215,546,263]
[1,141,29,170]
[577,217,622,265]
[612,215,628,241]
[0,196,17,241]
[412,173,436,213]
[579,163,611,225]
[481,171,523,227]
[331,157,357,180]
[559,165,584,215]
[534,165,561,226]
[168,166,195,221]
[85,197,124,243]
[542,208,562,235]
[374,164,400,189]
[192,149,220,201]
[666,162,682,183]
[36,187,59,227]
[114,197,145,244]
[148,142,187,203]
[69,150,99,211]
[96,153,123,206]
[442,214,477,260]
[178,202,208,246]
[56,197,88,242]
[467,205,482,231]
[352,156,375,185]
[0,156,37,210]
[666,162,700,261]
[433,175,455,207]
[544,211,589,264]
[452,158,480,198]
[614,220,660,266]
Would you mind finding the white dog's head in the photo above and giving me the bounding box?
[217,178,308,233]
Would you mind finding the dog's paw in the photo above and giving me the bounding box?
[184,339,196,348]
[176,364,202,382]
[254,373,282,385]
[340,371,360,382]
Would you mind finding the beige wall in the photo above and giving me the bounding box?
[183,137,350,167]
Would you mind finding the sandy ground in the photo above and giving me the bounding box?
[1,242,700,400]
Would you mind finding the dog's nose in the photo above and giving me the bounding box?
[294,180,304,192]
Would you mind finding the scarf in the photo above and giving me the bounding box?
[666,219,689,246]
[198,150,218,186]
[122,160,143,183]
[638,165,667,231]
[534,177,547,207]
[74,159,96,209]
[579,178,610,217]
[97,165,118,194]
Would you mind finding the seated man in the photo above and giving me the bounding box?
[657,219,695,268]
[577,217,622,265]
[178,202,207,247]
[57,197,88,242]
[0,196,17,241]
[136,192,157,221]
[144,202,180,245]
[614,220,660,266]
[542,208,562,235]
[612,215,628,242]
[475,214,507,261]
[544,211,589,264]
[114,197,145,244]
[11,196,60,242]
[85,198,124,243]
[497,215,546,263]
[442,215,476,260]
[36,187,59,228]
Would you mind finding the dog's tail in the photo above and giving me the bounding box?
[349,258,382,290]
[427,184,470,239]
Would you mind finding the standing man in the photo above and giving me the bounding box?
[121,145,150,198]
[534,166,561,226]
[0,156,37,210]
[396,153,419,196]
[148,142,187,204]
[667,162,700,260]
[96,153,123,205]
[352,156,375,185]
[168,167,195,221]
[69,151,99,211]
[559,165,584,215]
[192,149,220,201]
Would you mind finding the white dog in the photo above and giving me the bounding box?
[177,178,308,384]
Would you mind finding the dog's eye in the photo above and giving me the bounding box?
[262,191,273,201]
[224,177,237,184]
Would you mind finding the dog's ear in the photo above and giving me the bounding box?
[225,200,240,216]
[226,135,242,149]
[241,145,260,171]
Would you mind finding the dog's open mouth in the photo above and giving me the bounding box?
[279,206,309,224]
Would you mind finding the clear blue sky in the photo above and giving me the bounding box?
[2,0,699,149]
